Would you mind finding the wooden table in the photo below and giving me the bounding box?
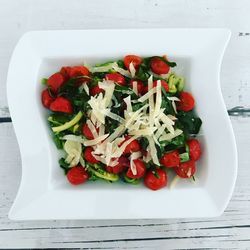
[0,0,250,248]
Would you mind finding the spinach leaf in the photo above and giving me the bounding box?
[52,133,63,149]
[59,158,69,174]
[177,111,202,134]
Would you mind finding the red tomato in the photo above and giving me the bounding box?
[160,150,180,168]
[47,72,65,93]
[144,168,167,191]
[49,97,73,114]
[122,136,141,154]
[153,80,169,92]
[187,139,201,161]
[126,159,146,179]
[83,147,99,164]
[67,166,89,185]
[90,85,104,96]
[174,160,196,178]
[144,80,169,93]
[150,57,170,75]
[69,66,90,78]
[41,89,55,109]
[124,55,142,70]
[60,66,72,80]
[129,80,145,95]
[105,73,126,86]
[82,123,99,140]
[177,92,195,112]
[105,156,129,174]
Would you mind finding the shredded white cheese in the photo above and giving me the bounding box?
[130,151,142,175]
[84,134,109,146]
[132,81,138,95]
[112,62,131,77]
[129,62,136,78]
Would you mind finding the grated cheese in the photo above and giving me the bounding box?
[86,119,99,139]
[130,151,142,175]
[132,80,138,95]
[129,62,136,78]
[84,134,109,146]
[112,62,131,77]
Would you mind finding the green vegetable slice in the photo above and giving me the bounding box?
[52,111,83,133]
[88,164,119,182]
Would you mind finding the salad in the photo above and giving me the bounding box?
[41,55,202,191]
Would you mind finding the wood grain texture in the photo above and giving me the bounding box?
[0,0,250,248]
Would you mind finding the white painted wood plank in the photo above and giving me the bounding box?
[1,0,250,248]
[0,119,249,248]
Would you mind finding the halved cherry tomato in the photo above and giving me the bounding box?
[83,147,99,164]
[150,57,170,75]
[187,139,201,161]
[144,168,167,191]
[124,55,142,70]
[177,92,195,112]
[126,159,146,179]
[105,156,129,174]
[144,80,169,93]
[121,135,141,154]
[105,73,126,86]
[47,72,65,93]
[129,80,145,95]
[67,166,89,185]
[160,150,180,168]
[90,85,104,96]
[68,66,90,78]
[82,123,99,140]
[49,96,73,114]
[41,89,55,109]
[174,160,196,178]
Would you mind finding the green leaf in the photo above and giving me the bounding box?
[180,152,190,162]
[177,111,202,134]
[41,78,48,85]
[52,133,63,149]
[59,158,69,174]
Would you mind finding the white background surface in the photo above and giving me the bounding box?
[0,0,250,249]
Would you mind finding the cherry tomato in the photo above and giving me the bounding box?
[177,92,195,112]
[90,85,104,96]
[124,55,142,70]
[144,168,167,191]
[153,80,169,92]
[60,66,72,80]
[82,123,99,140]
[41,89,55,109]
[126,159,146,179]
[174,160,196,178]
[187,139,201,161]
[144,80,169,93]
[67,166,89,185]
[105,73,126,86]
[122,136,141,154]
[83,147,99,164]
[129,80,145,95]
[105,156,129,174]
[150,57,170,75]
[49,96,73,114]
[160,150,180,168]
[47,72,65,93]
[68,66,90,77]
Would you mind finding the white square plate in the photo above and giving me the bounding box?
[7,29,237,220]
